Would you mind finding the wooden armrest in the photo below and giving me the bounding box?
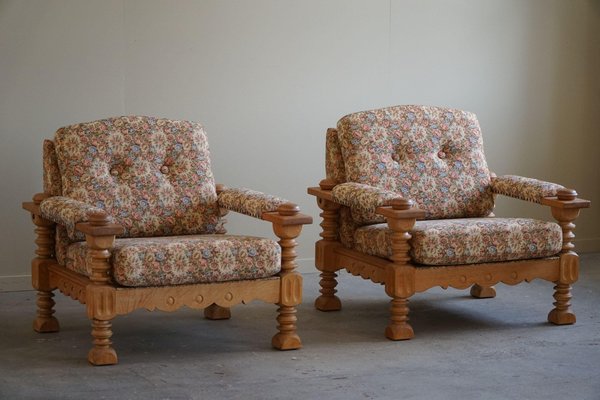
[307,186,335,202]
[377,199,426,220]
[307,178,336,202]
[75,211,124,237]
[262,203,312,226]
[541,189,591,209]
[22,193,51,216]
[23,201,42,215]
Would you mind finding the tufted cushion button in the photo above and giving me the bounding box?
[160,166,169,174]
[437,151,446,159]
[110,168,119,176]
[391,153,400,162]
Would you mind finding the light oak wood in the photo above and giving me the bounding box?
[547,190,583,325]
[24,190,311,365]
[115,278,280,314]
[204,304,231,320]
[314,179,343,311]
[83,211,118,365]
[271,204,304,350]
[470,284,496,298]
[382,199,419,340]
[308,179,590,340]
[30,194,60,333]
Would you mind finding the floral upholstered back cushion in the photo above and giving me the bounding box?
[325,128,346,184]
[54,116,221,237]
[336,105,495,220]
[43,139,63,196]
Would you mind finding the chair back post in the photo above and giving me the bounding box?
[314,178,343,311]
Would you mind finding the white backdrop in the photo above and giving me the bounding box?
[1,0,598,279]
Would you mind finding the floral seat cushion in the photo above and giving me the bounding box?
[65,235,281,287]
[354,218,562,266]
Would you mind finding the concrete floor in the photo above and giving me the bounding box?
[1,254,599,400]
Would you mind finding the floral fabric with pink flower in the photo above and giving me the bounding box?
[65,234,281,287]
[53,116,222,238]
[336,105,495,221]
[354,218,562,265]
[491,175,564,204]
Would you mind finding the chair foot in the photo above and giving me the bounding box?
[548,283,576,325]
[272,332,302,350]
[33,316,60,333]
[272,305,302,350]
[315,295,341,311]
[204,304,231,320]
[88,319,118,366]
[33,290,60,332]
[88,347,118,366]
[548,309,576,325]
[315,271,342,311]
[385,297,414,341]
[385,324,414,340]
[470,284,496,299]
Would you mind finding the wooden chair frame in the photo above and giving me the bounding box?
[308,179,590,340]
[23,188,311,365]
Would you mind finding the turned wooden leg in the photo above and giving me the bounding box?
[385,298,414,341]
[314,180,342,312]
[204,303,231,320]
[548,192,583,326]
[381,199,421,341]
[272,305,301,350]
[33,290,60,332]
[548,282,576,325]
[470,284,496,299]
[30,195,60,333]
[269,204,306,351]
[84,211,121,366]
[88,319,117,366]
[385,297,414,340]
[315,271,342,311]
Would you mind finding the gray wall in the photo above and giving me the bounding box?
[1,0,599,279]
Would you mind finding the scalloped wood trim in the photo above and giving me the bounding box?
[49,264,88,304]
[333,247,561,292]
[337,247,390,284]
[46,264,282,314]
[413,258,560,292]
[114,277,280,314]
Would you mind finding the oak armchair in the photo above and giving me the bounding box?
[308,105,590,340]
[23,116,311,365]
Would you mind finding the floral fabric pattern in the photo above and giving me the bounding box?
[218,188,288,219]
[40,196,109,241]
[43,140,62,196]
[55,225,72,265]
[491,175,564,204]
[338,206,359,249]
[332,182,401,224]
[65,234,281,287]
[353,218,562,266]
[336,105,495,221]
[325,128,346,184]
[54,116,221,238]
